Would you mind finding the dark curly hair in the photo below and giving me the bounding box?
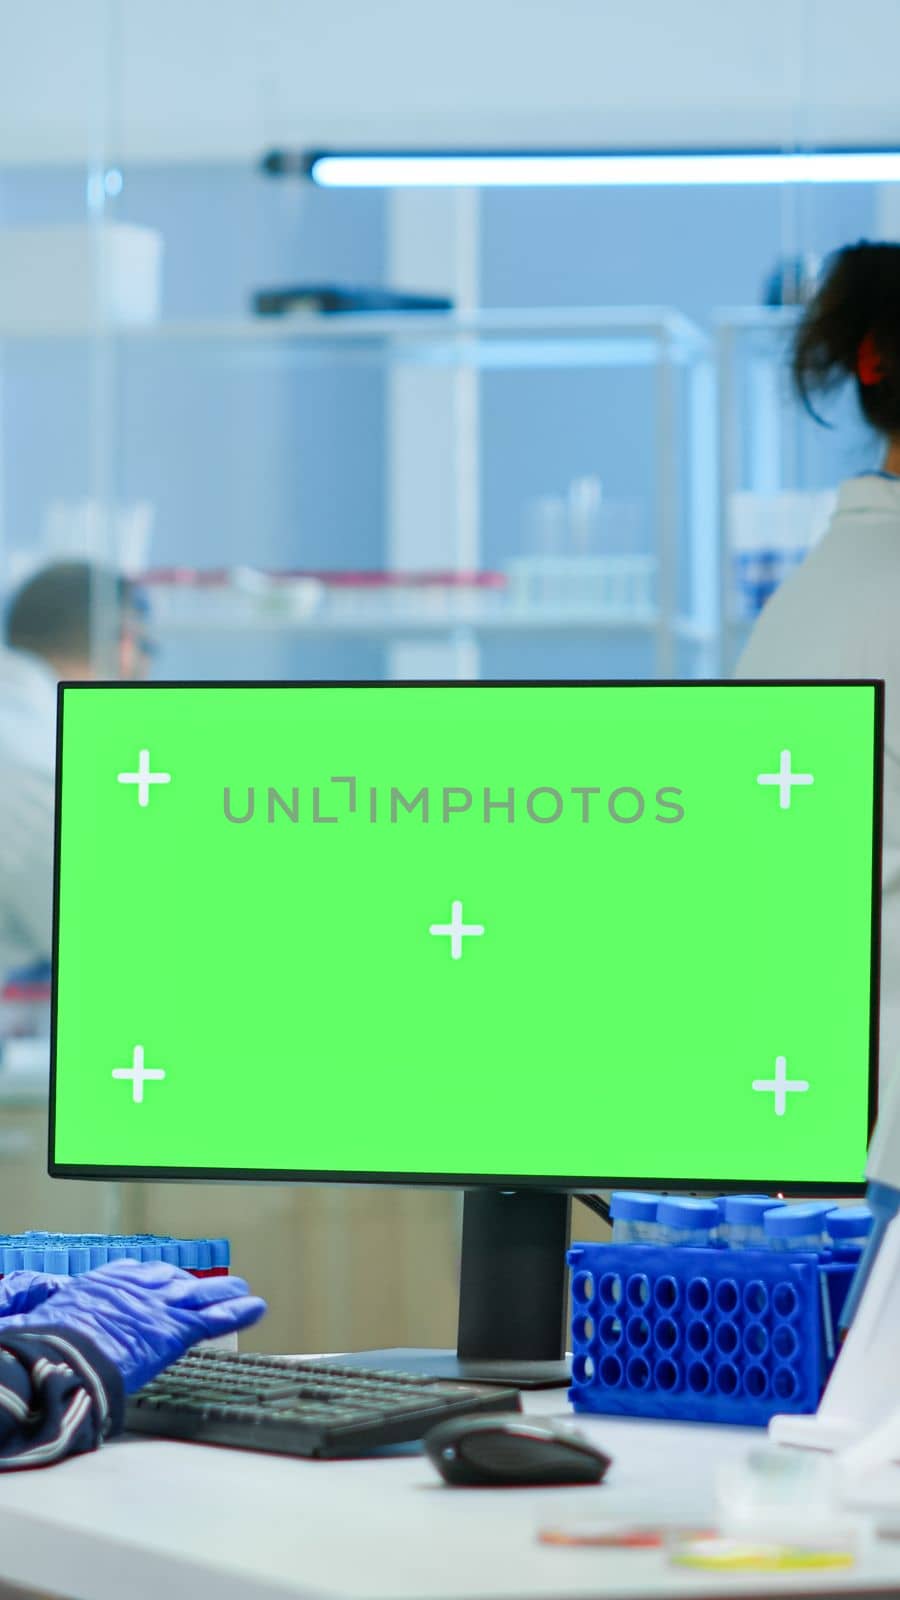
[793,240,900,432]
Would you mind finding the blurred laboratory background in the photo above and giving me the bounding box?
[0,0,895,1351]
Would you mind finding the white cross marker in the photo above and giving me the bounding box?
[117,749,171,808]
[429,900,485,961]
[757,749,814,810]
[112,1045,166,1105]
[752,1055,809,1117]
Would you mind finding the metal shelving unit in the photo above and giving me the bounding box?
[0,307,718,677]
[0,305,706,357]
[145,588,718,644]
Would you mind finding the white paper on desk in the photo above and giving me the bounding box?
[817,1213,900,1437]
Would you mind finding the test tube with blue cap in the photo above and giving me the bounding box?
[208,1239,230,1273]
[655,1197,719,1247]
[762,1203,830,1252]
[609,1192,663,1244]
[0,1233,231,1281]
[824,1205,873,1257]
[719,1195,784,1249]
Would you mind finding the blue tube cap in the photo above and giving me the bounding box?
[825,1205,873,1240]
[722,1196,784,1225]
[763,1203,830,1238]
[609,1191,661,1222]
[656,1198,719,1229]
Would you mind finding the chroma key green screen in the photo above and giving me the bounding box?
[50,682,881,1189]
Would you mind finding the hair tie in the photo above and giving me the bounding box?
[857,333,886,386]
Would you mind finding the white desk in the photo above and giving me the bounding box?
[0,1388,899,1600]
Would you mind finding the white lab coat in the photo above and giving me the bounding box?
[736,474,900,1088]
[0,649,57,980]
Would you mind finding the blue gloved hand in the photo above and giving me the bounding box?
[1,1260,267,1393]
[0,1271,66,1317]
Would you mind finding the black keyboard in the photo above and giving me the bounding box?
[126,1349,521,1459]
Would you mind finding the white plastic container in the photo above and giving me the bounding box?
[0,224,163,331]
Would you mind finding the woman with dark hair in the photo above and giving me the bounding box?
[737,240,900,1084]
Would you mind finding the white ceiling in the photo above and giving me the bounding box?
[0,0,898,165]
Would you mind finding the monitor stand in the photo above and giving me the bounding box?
[322,1189,572,1390]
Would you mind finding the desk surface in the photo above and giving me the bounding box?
[0,1386,899,1600]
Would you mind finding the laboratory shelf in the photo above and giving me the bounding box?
[155,610,717,643]
[156,607,663,639]
[146,582,717,645]
[0,303,719,679]
[0,307,707,371]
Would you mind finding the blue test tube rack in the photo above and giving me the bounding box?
[568,1240,856,1427]
[0,1233,230,1278]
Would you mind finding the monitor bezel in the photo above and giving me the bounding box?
[48,678,883,1195]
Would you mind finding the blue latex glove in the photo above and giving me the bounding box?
[0,1271,66,1317]
[1,1260,267,1393]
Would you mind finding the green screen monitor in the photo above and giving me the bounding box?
[50,681,882,1381]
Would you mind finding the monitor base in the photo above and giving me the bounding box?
[320,1347,571,1390]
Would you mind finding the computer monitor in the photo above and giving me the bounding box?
[50,680,881,1384]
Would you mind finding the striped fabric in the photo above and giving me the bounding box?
[0,1327,123,1469]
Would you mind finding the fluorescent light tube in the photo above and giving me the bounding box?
[306,149,900,189]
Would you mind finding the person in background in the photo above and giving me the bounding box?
[737,240,900,1083]
[0,561,152,982]
[0,570,264,1468]
[0,1259,265,1468]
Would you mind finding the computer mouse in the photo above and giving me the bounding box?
[424,1415,612,1488]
